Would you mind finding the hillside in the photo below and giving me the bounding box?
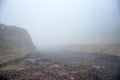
[0,24,36,63]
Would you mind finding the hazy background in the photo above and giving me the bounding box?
[0,0,120,48]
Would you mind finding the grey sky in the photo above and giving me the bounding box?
[0,0,120,47]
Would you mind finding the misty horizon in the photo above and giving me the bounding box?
[0,0,120,47]
[0,1,120,80]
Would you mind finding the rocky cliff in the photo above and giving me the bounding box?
[0,24,36,55]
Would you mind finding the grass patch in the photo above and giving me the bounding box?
[49,64,60,69]
[0,53,27,64]
[66,45,120,56]
[0,62,26,71]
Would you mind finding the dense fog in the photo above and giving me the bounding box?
[0,1,120,80]
[0,0,120,48]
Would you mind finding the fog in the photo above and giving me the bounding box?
[0,0,120,48]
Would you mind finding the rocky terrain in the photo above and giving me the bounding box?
[0,49,120,80]
[0,24,119,80]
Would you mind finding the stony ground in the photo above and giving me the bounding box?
[0,49,120,80]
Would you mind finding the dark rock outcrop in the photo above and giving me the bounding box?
[0,24,36,55]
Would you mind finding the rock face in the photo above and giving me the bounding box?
[0,24,36,55]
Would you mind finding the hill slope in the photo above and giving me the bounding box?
[0,24,36,63]
[0,24,35,55]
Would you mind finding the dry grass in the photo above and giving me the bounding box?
[58,70,70,76]
[0,62,26,71]
[0,53,27,64]
[65,45,120,56]
[49,64,60,69]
